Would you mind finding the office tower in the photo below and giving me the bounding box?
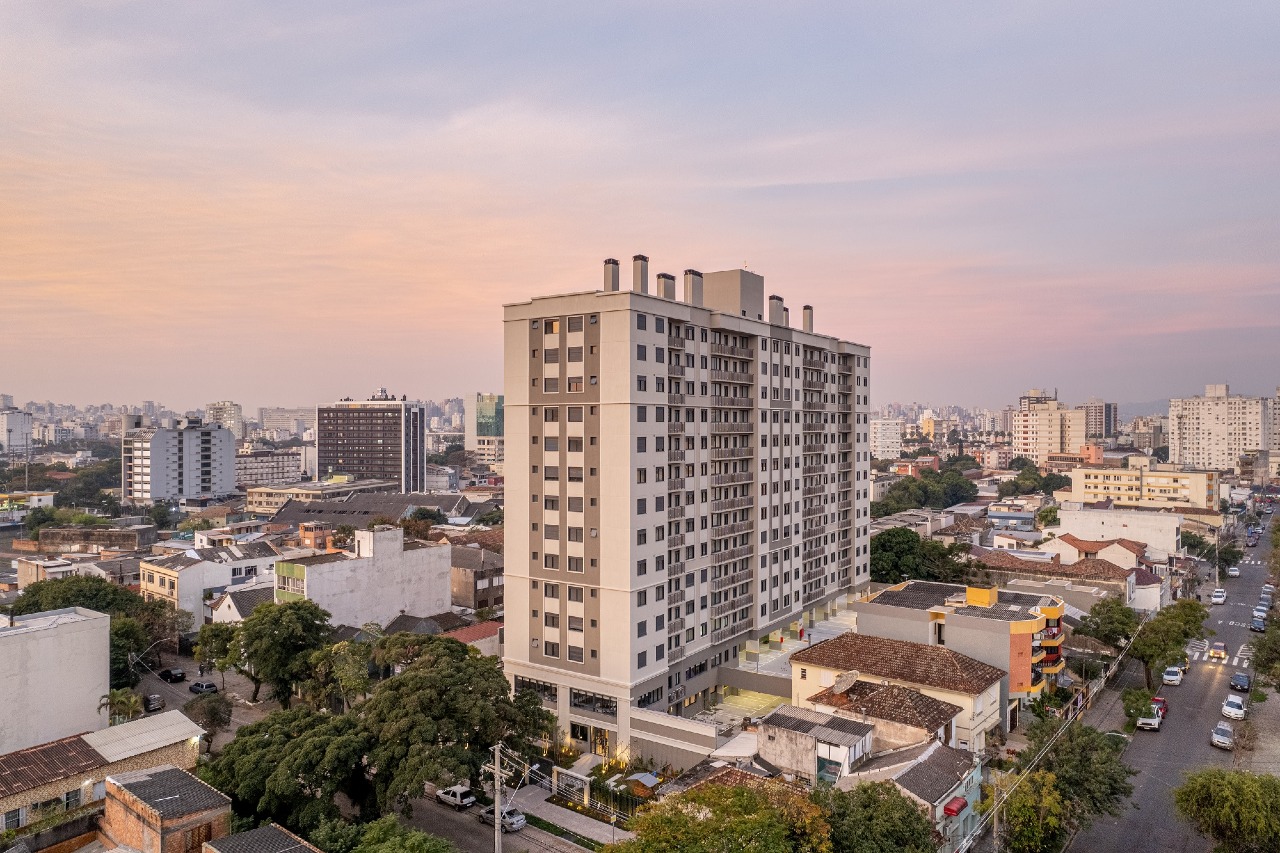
[465,393,506,472]
[503,257,870,759]
[870,418,904,460]
[1169,384,1273,471]
[121,416,236,505]
[204,400,245,440]
[316,389,426,492]
[1011,401,1086,464]
[0,407,34,458]
[1079,398,1118,439]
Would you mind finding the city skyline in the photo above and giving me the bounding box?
[4,3,1279,408]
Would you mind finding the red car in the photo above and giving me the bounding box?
[1151,696,1168,718]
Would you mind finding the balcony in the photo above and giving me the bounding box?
[711,595,751,619]
[711,495,754,512]
[837,462,853,472]
[712,625,745,645]
[802,358,825,370]
[1042,657,1066,675]
[711,520,753,536]
[710,370,752,384]
[668,364,686,377]
[711,447,753,460]
[712,396,752,408]
[668,477,687,491]
[711,421,753,434]
[803,465,824,476]
[667,333,686,348]
[668,393,686,406]
[668,645,686,662]
[667,617,686,634]
[668,422,686,434]
[668,450,686,462]
[712,343,754,359]
[667,588,686,606]
[667,505,686,520]
[802,379,826,391]
[711,471,753,486]
[1031,646,1047,664]
[712,545,753,564]
[803,443,825,454]
[668,533,686,547]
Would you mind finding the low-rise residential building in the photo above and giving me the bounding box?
[1,607,110,753]
[245,477,401,516]
[450,544,504,613]
[234,448,304,488]
[850,582,1067,731]
[15,556,77,587]
[208,584,276,623]
[888,742,981,853]
[99,765,231,853]
[789,632,1005,752]
[1037,533,1147,568]
[139,542,283,619]
[808,680,964,750]
[0,713,204,832]
[1068,458,1220,510]
[423,463,458,491]
[868,508,955,539]
[274,526,451,627]
[756,705,874,785]
[440,620,503,656]
[1056,505,1181,555]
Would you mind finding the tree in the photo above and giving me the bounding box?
[23,505,57,532]
[11,575,144,616]
[813,781,934,853]
[310,817,365,853]
[195,622,239,690]
[1174,768,1280,853]
[870,527,970,585]
[348,817,457,853]
[99,688,143,724]
[1130,599,1209,689]
[360,637,553,813]
[304,640,372,711]
[185,693,234,753]
[1009,456,1035,471]
[1041,473,1071,493]
[612,782,832,853]
[110,616,151,688]
[1152,446,1170,463]
[179,517,214,532]
[149,504,173,528]
[410,506,447,526]
[1019,719,1135,828]
[1036,506,1059,528]
[985,770,1068,853]
[1074,598,1140,649]
[474,508,503,526]
[333,524,356,548]
[238,600,333,708]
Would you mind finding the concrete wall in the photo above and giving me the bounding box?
[1057,508,1180,554]
[758,721,818,780]
[303,527,450,626]
[36,526,157,555]
[0,608,110,753]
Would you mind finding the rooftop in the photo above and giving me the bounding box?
[211,584,277,617]
[0,606,109,638]
[109,765,230,819]
[205,825,320,853]
[870,580,1058,622]
[790,632,1005,695]
[892,741,976,805]
[82,711,205,763]
[808,682,962,733]
[441,620,503,645]
[0,734,103,799]
[762,705,872,748]
[970,547,1130,582]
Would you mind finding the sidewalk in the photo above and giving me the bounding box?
[508,785,635,847]
[1082,658,1146,732]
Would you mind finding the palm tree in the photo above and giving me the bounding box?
[98,689,143,725]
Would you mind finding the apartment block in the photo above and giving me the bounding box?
[1168,384,1273,471]
[121,417,235,506]
[870,418,903,460]
[1011,401,1086,465]
[503,257,871,760]
[258,406,317,435]
[204,401,245,440]
[1068,455,1219,509]
[1078,398,1118,439]
[465,393,505,473]
[317,389,426,492]
[234,447,304,488]
[0,407,33,458]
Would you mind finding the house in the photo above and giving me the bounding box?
[887,742,982,853]
[789,632,1004,752]
[868,508,955,539]
[205,824,323,853]
[0,713,204,832]
[1038,533,1146,568]
[139,542,284,620]
[849,581,1068,732]
[932,515,993,547]
[209,584,277,623]
[1055,506,1181,555]
[1131,567,1171,614]
[968,546,1135,613]
[99,765,231,853]
[807,680,963,750]
[757,705,874,785]
[440,620,503,656]
[450,545,504,613]
[274,526,451,628]
[992,530,1043,550]
[384,611,470,636]
[78,556,144,587]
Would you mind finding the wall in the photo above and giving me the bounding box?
[305,528,450,626]
[757,722,818,781]
[36,526,156,555]
[0,609,110,753]
[1057,508,1180,554]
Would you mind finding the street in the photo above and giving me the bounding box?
[1070,517,1272,852]
[404,797,587,853]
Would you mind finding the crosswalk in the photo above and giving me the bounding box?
[1185,639,1253,668]
[1240,558,1266,566]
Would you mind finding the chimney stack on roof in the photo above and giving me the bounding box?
[683,269,703,307]
[802,305,813,333]
[657,273,676,300]
[603,258,620,291]
[632,255,649,294]
[768,294,785,326]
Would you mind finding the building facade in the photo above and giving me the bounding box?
[1011,401,1086,465]
[121,417,235,505]
[1079,398,1118,439]
[1168,384,1273,471]
[234,448,304,488]
[258,406,317,436]
[317,389,427,492]
[1068,457,1219,509]
[502,258,871,759]
[203,401,245,440]
[465,393,505,473]
[0,407,33,458]
[870,418,903,460]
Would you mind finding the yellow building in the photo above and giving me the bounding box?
[1069,457,1219,509]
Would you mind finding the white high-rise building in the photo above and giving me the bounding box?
[0,407,33,459]
[870,418,903,460]
[204,401,245,439]
[502,257,871,762]
[121,416,236,505]
[1169,384,1273,471]
[1011,401,1086,465]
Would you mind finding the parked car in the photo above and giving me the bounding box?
[435,785,477,810]
[1136,706,1163,731]
[1162,666,1184,686]
[1251,617,1268,633]
[1211,721,1235,750]
[1151,696,1168,718]
[1230,672,1253,692]
[1208,642,1229,661]
[1260,594,1274,610]
[188,681,219,694]
[158,668,186,683]
[477,805,527,833]
[143,694,165,713]
[1254,606,1270,621]
[1263,584,1275,595]
[1227,566,1241,578]
[1210,589,1228,605]
[1222,694,1248,720]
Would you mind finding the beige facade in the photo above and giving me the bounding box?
[1011,402,1086,465]
[1068,457,1219,509]
[1169,384,1274,471]
[503,260,870,760]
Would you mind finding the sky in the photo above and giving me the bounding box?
[4,2,1280,413]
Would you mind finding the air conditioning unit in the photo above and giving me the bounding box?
[531,639,540,647]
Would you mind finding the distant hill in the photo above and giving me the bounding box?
[1119,400,1169,421]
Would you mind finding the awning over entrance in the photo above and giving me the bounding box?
[943,796,968,817]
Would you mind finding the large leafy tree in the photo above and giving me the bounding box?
[109,616,150,688]
[1130,599,1209,689]
[347,816,457,853]
[185,693,234,753]
[1018,720,1135,828]
[1174,768,1280,853]
[238,600,333,708]
[304,640,372,711]
[611,782,832,853]
[870,527,969,585]
[360,636,553,812]
[812,782,934,853]
[1074,598,1140,649]
[195,622,239,690]
[987,770,1067,853]
[12,575,143,616]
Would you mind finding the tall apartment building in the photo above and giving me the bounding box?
[503,257,871,760]
[234,447,304,487]
[1011,401,1086,465]
[121,417,236,505]
[316,389,426,492]
[258,406,317,436]
[1129,415,1166,453]
[204,400,245,440]
[1018,389,1057,411]
[1078,398,1118,439]
[0,406,33,458]
[465,393,506,472]
[870,418,904,460]
[1169,384,1273,471]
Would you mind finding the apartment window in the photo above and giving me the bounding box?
[637,620,648,637]
[568,346,584,362]
[637,498,648,514]
[568,585,584,602]
[637,344,648,361]
[637,406,648,423]
[544,466,559,481]
[544,496,559,510]
[544,642,560,658]
[568,315,584,332]
[568,556,584,573]
[637,529,647,545]
[568,467,584,482]
[637,467,647,484]
[637,375,648,392]
[543,378,560,393]
[544,318,559,334]
[637,314,647,331]
[568,496,584,511]
[544,436,559,451]
[544,407,559,422]
[568,377,584,393]
[568,406,584,422]
[544,348,560,363]
[568,527,584,542]
[568,616,584,632]
[567,646,585,663]
[637,437,647,452]
[544,554,559,569]
[545,583,560,597]
[637,651,648,669]
[638,590,648,606]
[637,558,647,575]
[544,524,559,539]
[567,437,583,452]
[544,612,560,628]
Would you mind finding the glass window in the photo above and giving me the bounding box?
[544,642,560,658]
[568,646,585,663]
[544,318,559,334]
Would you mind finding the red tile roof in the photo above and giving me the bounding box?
[808,682,962,732]
[0,734,103,798]
[440,620,502,645]
[790,633,1004,695]
[970,547,1129,582]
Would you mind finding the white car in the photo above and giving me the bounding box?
[1222,694,1248,720]
[1162,666,1184,686]
[1227,566,1241,578]
[1210,589,1228,605]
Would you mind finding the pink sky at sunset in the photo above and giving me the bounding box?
[3,2,1279,412]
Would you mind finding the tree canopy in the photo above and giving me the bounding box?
[184,693,234,753]
[1130,598,1209,688]
[1074,598,1140,649]
[869,527,970,584]
[1174,768,1280,853]
[985,770,1068,853]
[1018,719,1135,829]
[872,468,978,519]
[813,782,935,853]
[237,599,334,707]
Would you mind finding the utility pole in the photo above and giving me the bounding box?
[492,743,503,853]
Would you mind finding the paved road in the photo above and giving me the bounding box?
[1070,517,1271,852]
[404,797,586,853]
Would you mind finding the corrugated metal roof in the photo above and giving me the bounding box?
[0,735,103,798]
[82,711,204,763]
